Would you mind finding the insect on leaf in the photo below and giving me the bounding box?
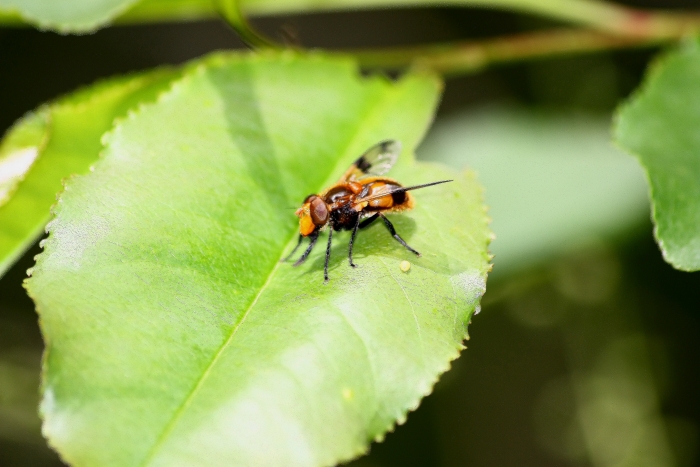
[27,52,491,467]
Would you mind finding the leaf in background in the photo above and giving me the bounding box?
[26,53,490,467]
[1,0,634,34]
[418,107,648,278]
[0,0,140,31]
[118,0,216,23]
[0,111,48,205]
[615,39,700,271]
[0,69,179,278]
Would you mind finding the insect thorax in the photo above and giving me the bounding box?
[330,204,360,231]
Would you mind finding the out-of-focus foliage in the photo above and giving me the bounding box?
[418,107,649,277]
[0,69,178,278]
[0,111,47,205]
[0,0,141,31]
[616,38,700,272]
[1,0,630,32]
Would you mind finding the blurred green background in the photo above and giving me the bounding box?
[1,2,699,466]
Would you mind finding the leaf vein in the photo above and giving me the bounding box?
[138,76,407,467]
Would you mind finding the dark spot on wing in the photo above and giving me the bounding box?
[356,156,371,173]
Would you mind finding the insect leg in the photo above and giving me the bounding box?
[324,228,333,283]
[379,213,421,257]
[359,214,379,229]
[348,215,361,268]
[280,234,303,262]
[293,231,320,266]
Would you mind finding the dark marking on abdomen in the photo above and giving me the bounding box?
[391,190,406,205]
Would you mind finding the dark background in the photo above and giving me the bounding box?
[1,1,699,466]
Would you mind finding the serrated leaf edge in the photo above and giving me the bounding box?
[342,168,491,465]
[27,51,492,467]
[24,67,188,467]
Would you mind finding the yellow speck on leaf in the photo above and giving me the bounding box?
[400,260,411,273]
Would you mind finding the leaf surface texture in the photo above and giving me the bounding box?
[27,53,491,467]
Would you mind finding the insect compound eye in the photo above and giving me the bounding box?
[309,197,329,226]
[304,194,317,203]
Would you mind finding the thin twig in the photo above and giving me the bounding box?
[348,28,675,75]
[4,0,700,43]
[114,0,700,40]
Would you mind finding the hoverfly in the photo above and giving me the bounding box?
[283,140,452,282]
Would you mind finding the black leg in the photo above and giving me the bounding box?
[293,231,319,266]
[281,234,303,262]
[379,213,421,256]
[324,228,333,283]
[359,214,379,229]
[348,215,361,268]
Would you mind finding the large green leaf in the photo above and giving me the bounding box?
[26,53,490,467]
[615,39,700,271]
[0,69,179,278]
[419,107,648,277]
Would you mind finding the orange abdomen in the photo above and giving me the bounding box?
[361,178,414,212]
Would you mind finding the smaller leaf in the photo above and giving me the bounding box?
[0,68,179,277]
[615,38,700,271]
[0,111,49,205]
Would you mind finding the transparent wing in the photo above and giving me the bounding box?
[341,140,401,181]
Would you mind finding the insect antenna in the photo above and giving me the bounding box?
[354,179,453,204]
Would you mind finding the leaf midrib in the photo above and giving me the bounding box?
[138,76,409,467]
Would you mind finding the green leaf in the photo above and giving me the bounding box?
[26,53,490,467]
[0,69,179,278]
[419,107,649,277]
[615,39,700,271]
[0,111,49,206]
[0,0,139,31]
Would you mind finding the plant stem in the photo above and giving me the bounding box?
[3,0,699,77]
[349,28,672,75]
[119,0,700,76]
[214,0,282,48]
[116,0,700,38]
[243,0,700,38]
[3,0,700,38]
